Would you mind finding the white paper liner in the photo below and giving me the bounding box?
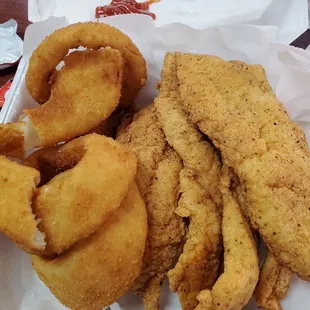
[0,19,23,70]
[1,15,310,310]
[27,0,309,44]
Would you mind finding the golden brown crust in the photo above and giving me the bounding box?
[24,134,137,255]
[0,156,43,253]
[0,122,26,158]
[157,53,222,206]
[117,105,186,310]
[142,275,164,310]
[255,251,292,310]
[155,53,222,310]
[26,22,146,107]
[175,52,310,280]
[195,167,259,310]
[24,48,124,147]
[168,169,222,310]
[32,182,148,310]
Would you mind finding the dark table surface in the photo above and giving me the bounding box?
[0,0,310,86]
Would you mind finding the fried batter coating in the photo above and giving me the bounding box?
[26,22,146,107]
[175,52,310,280]
[156,53,221,205]
[32,182,148,310]
[255,251,292,310]
[155,53,222,310]
[24,134,137,255]
[24,48,123,148]
[0,122,26,158]
[0,156,44,253]
[195,167,259,310]
[169,169,222,310]
[117,105,186,310]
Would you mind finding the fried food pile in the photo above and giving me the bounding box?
[0,22,148,310]
[117,105,186,310]
[154,54,223,310]
[0,134,148,310]
[0,22,146,156]
[146,52,309,310]
[0,21,309,310]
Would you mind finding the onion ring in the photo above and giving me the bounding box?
[26,22,146,107]
[0,156,44,253]
[0,122,26,158]
[24,48,124,148]
[32,182,147,310]
[22,133,137,255]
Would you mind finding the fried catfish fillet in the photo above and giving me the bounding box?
[117,105,186,310]
[195,167,259,310]
[255,250,292,310]
[175,53,310,280]
[155,53,222,310]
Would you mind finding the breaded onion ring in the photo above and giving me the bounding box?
[26,22,146,107]
[32,182,147,310]
[0,156,44,253]
[0,122,26,158]
[24,48,124,148]
[23,134,137,255]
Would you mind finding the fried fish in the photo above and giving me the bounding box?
[175,52,310,280]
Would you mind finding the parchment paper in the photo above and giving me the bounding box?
[27,0,309,44]
[1,14,310,310]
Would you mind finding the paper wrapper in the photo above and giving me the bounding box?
[1,14,310,310]
[0,19,23,70]
[27,0,309,44]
